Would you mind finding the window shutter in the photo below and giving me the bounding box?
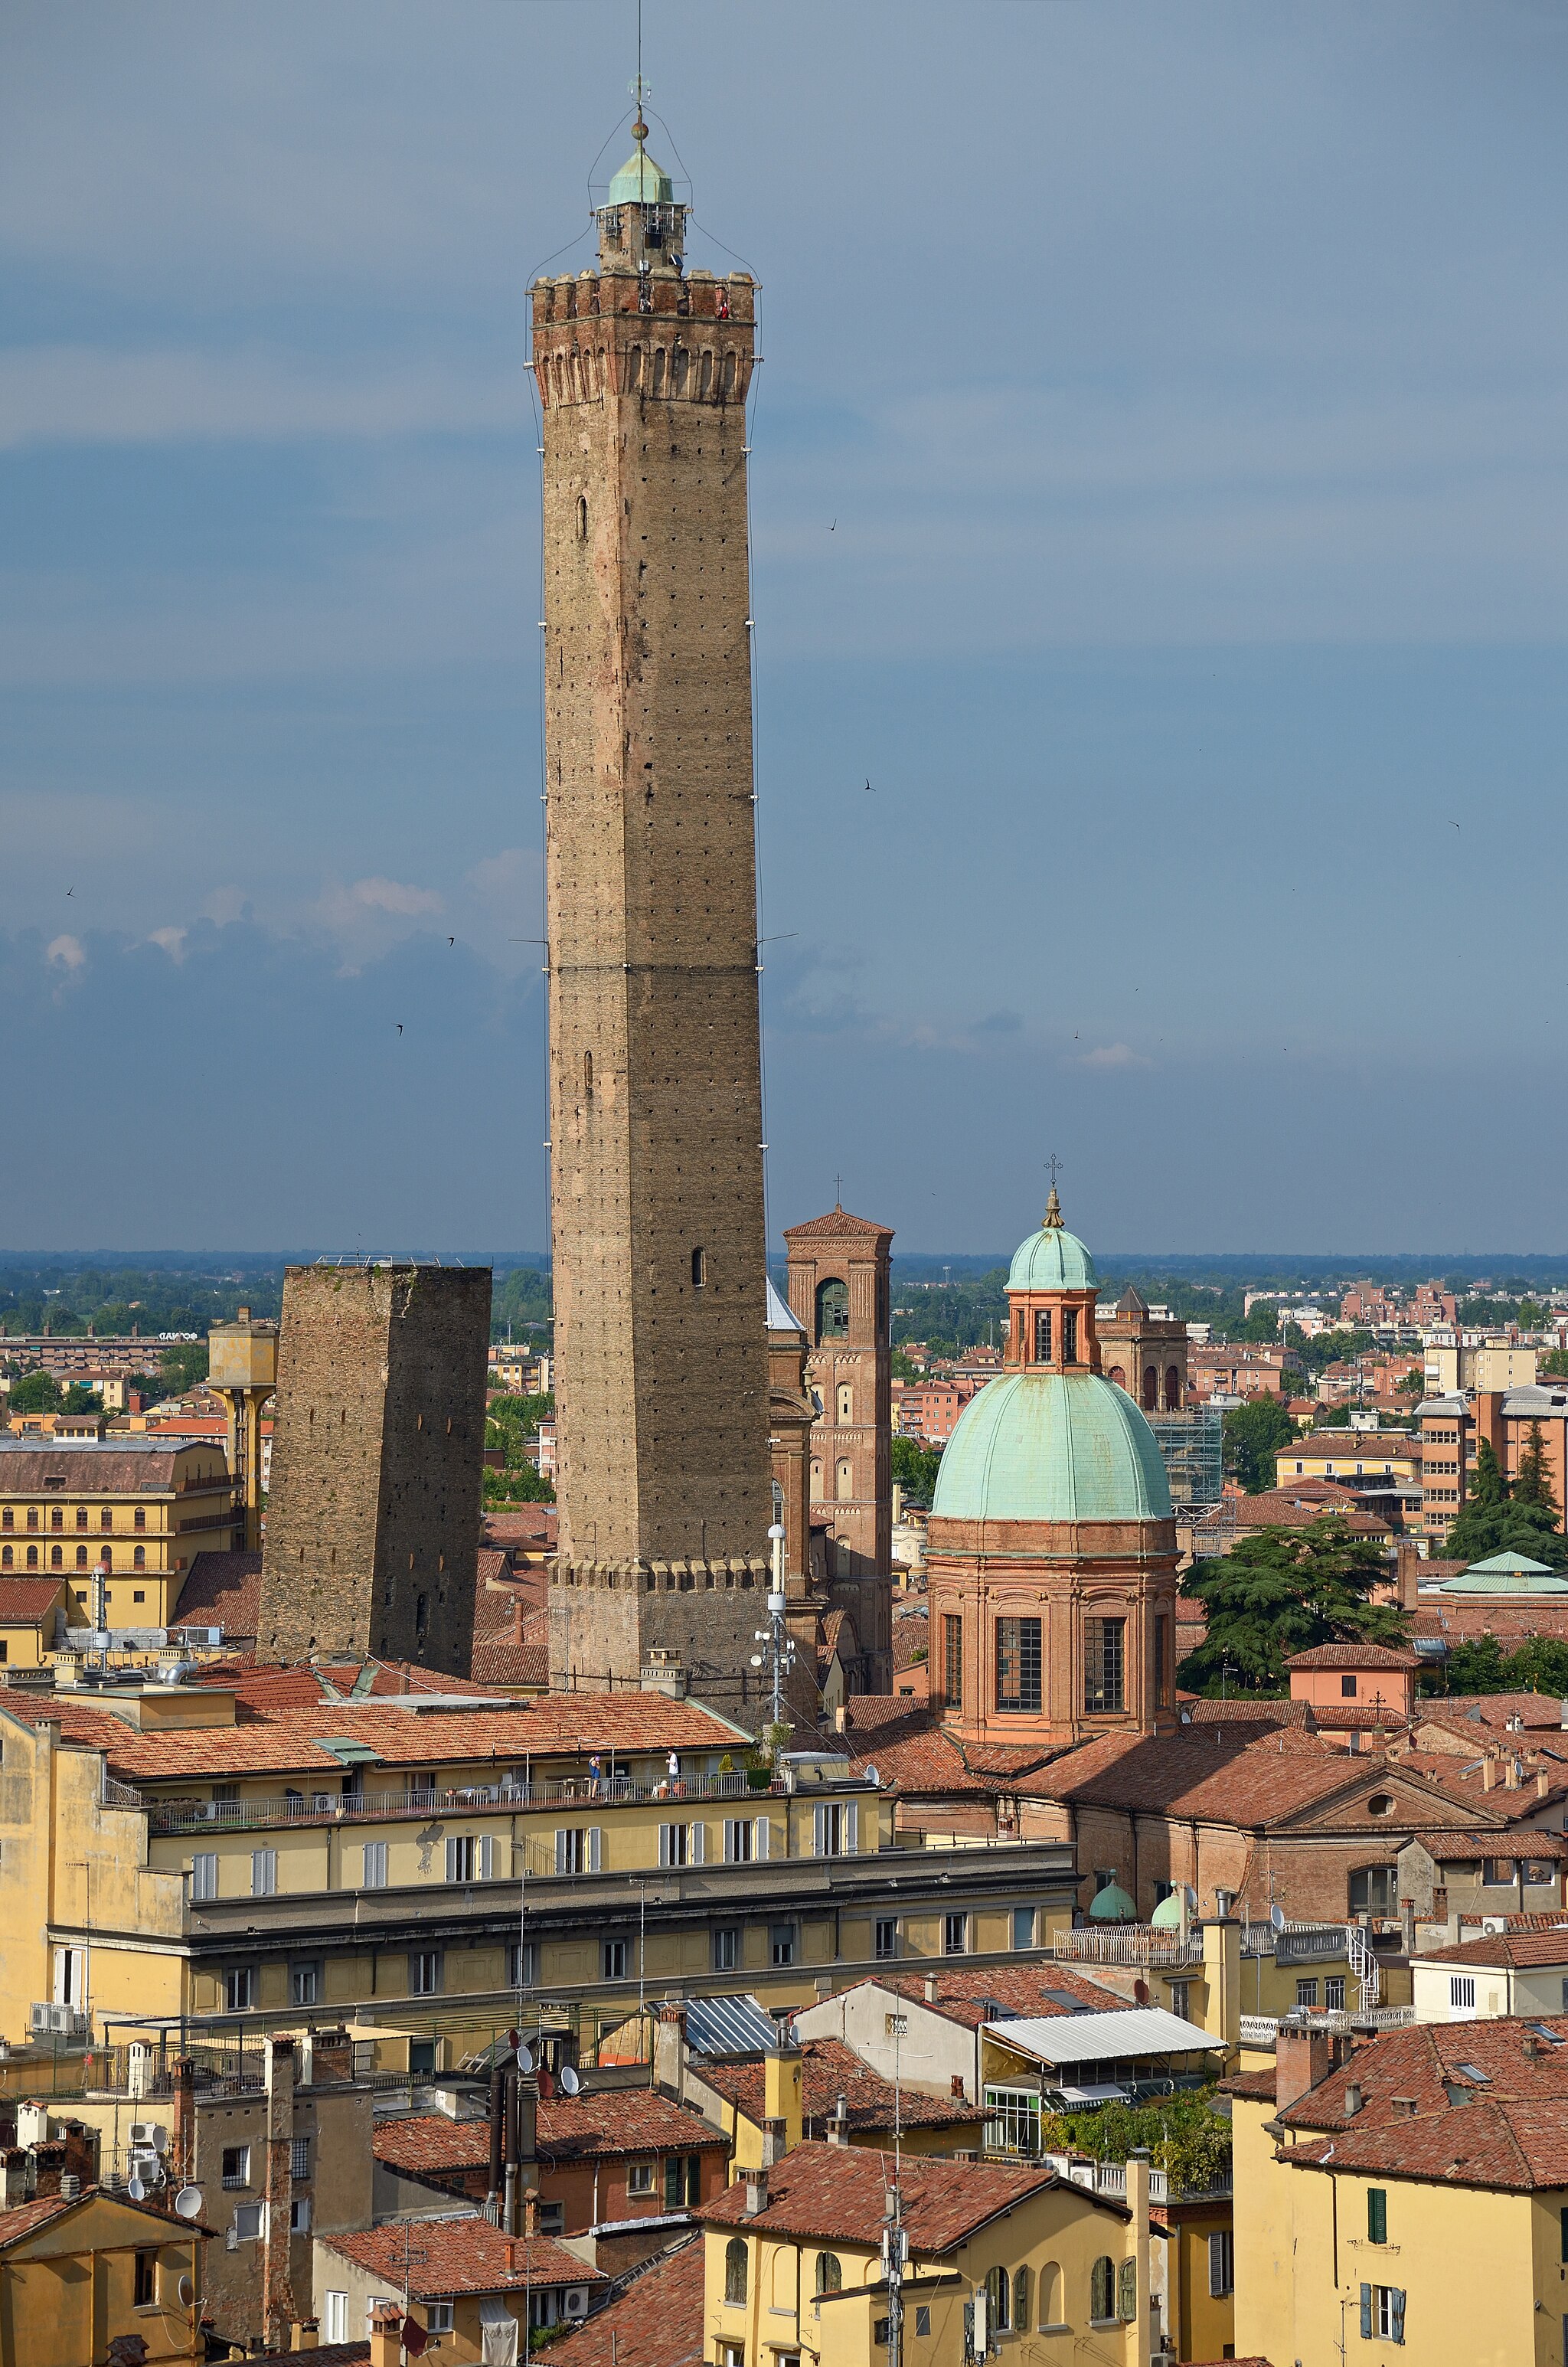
[588,1826,602,1873]
[688,1820,706,1865]
[1117,2257,1136,2323]
[753,1815,770,1862]
[554,1829,569,1875]
[1360,2285,1373,2339]
[1390,2290,1405,2344]
[658,1823,673,1868]
[812,1805,826,1859]
[479,1835,494,1880]
[844,1802,858,1853]
[445,1837,460,1882]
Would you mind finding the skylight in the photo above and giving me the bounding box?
[1453,2063,1491,2084]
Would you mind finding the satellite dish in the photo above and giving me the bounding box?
[515,2042,534,2074]
[864,1764,880,1788]
[178,2274,194,2307]
[127,2176,146,2202]
[1269,1904,1286,1934]
[175,2186,203,2222]
[559,2064,580,2097]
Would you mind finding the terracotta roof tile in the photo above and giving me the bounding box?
[1419,1928,1568,1968]
[1277,2014,1568,2189]
[0,1579,67,1620]
[470,1643,550,1689]
[780,1210,894,1241]
[0,1443,192,1489]
[1181,1698,1312,1728]
[1410,1831,1568,1862]
[0,2192,80,2247]
[699,2141,1083,2252]
[174,1551,261,1637]
[812,1966,1123,2035]
[830,1700,1050,1797]
[374,2093,726,2179]
[323,2215,605,2297]
[701,2039,980,2135]
[546,2235,705,2367]
[1284,1643,1419,1672]
[482,1508,558,1548]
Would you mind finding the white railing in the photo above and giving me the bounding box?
[1240,2006,1415,2045]
[145,1769,784,1834]
[1052,1926,1203,1968]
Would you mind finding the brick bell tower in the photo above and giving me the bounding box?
[535,122,776,1702]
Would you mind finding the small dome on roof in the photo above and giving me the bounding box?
[608,143,674,205]
[1440,1550,1568,1596]
[1087,1881,1138,1923]
[1008,1189,1098,1293]
[1149,1891,1184,1928]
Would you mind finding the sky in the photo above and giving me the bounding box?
[3,0,1568,1256]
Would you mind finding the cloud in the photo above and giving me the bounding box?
[146,925,188,960]
[325,876,444,920]
[1078,1042,1151,1070]
[45,933,84,971]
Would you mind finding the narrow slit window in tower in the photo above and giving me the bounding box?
[691,1247,707,1287]
[1063,1309,1079,1364]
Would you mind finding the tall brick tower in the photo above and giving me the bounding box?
[784,1205,895,1690]
[534,124,774,1702]
[257,1264,488,1674]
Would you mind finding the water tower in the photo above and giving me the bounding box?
[207,1309,277,1553]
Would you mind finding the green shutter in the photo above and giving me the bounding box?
[1118,2257,1137,2322]
[1367,2189,1387,2245]
[1390,2288,1406,2344]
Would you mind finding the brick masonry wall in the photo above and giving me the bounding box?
[535,253,772,1614]
[258,1264,488,1672]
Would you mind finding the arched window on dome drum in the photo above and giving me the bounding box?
[1063,1309,1079,1364]
[1165,1365,1181,1411]
[1085,1617,1125,1715]
[1142,1365,1158,1411]
[815,1279,849,1343]
[1033,1309,1052,1363]
[1107,1365,1125,1388]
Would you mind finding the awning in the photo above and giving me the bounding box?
[983,2009,1217,2066]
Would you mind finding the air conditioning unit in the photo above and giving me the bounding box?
[563,2291,589,2319]
[128,2122,159,2148]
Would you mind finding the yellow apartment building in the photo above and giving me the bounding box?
[0,2181,207,2365]
[0,1576,69,1669]
[700,2139,1158,2367]
[1230,2013,1568,2366]
[0,1675,1080,2055]
[0,1439,237,1630]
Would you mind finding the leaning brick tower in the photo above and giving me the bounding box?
[534,123,775,1703]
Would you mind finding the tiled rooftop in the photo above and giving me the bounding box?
[1276,2014,1568,2190]
[699,2140,1076,2251]
[701,2038,980,2133]
[374,2091,727,2180]
[323,2215,605,2297]
[546,2235,706,2367]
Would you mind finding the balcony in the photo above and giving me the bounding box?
[144,1768,792,1836]
[1239,2006,1415,2045]
[1051,1926,1203,1970]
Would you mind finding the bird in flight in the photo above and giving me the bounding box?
[864,778,874,793]
[1449,820,1461,831]
[397,1024,403,1035]
[66,886,73,896]
[448,936,456,946]
[829,520,837,531]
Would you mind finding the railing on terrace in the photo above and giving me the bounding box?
[980,2146,1230,2203]
[1239,2006,1415,2045]
[1054,1921,1349,1969]
[143,1770,786,1834]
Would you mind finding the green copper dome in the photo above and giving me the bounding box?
[931,1370,1172,1525]
[608,144,674,205]
[1439,1551,1568,1597]
[1088,1881,1138,1923]
[1008,1188,1099,1293]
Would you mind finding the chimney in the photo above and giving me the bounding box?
[923,1975,939,2005]
[58,2172,80,2200]
[1538,1769,1550,1800]
[368,2300,403,2367]
[762,2044,802,2163]
[654,2000,688,2099]
[291,2326,320,2352]
[1344,2081,1364,2117]
[1505,1757,1522,1792]
[1275,2027,1334,2113]
[743,2169,769,2217]
[1199,1917,1242,2049]
[31,2141,67,2199]
[1400,1898,1416,1956]
[833,1704,848,1736]
[1481,1755,1496,1792]
[1,2150,28,2208]
[263,2036,301,2351]
[826,2096,851,2147]
[1395,1538,1421,1612]
[1524,2033,1542,2061]
[172,2058,195,2187]
[524,2186,539,2238]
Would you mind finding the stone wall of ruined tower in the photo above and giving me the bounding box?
[257,1264,488,1674]
[534,247,774,1693]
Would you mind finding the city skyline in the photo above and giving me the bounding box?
[4,2,1567,1251]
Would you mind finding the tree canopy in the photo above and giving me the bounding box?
[1222,1395,1295,1493]
[1178,1519,1407,1696]
[890,1434,943,1503]
[8,1369,61,1414]
[1444,1437,1568,1571]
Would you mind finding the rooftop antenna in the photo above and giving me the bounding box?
[1044,1154,1064,1229]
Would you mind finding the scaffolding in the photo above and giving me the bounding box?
[1148,1407,1223,1509]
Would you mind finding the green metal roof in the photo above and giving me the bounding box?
[1440,1550,1568,1597]
[608,144,674,205]
[932,1371,1172,1525]
[1149,1891,1185,1928]
[1087,1881,1138,1922]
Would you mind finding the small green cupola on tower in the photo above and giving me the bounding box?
[597,118,687,275]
